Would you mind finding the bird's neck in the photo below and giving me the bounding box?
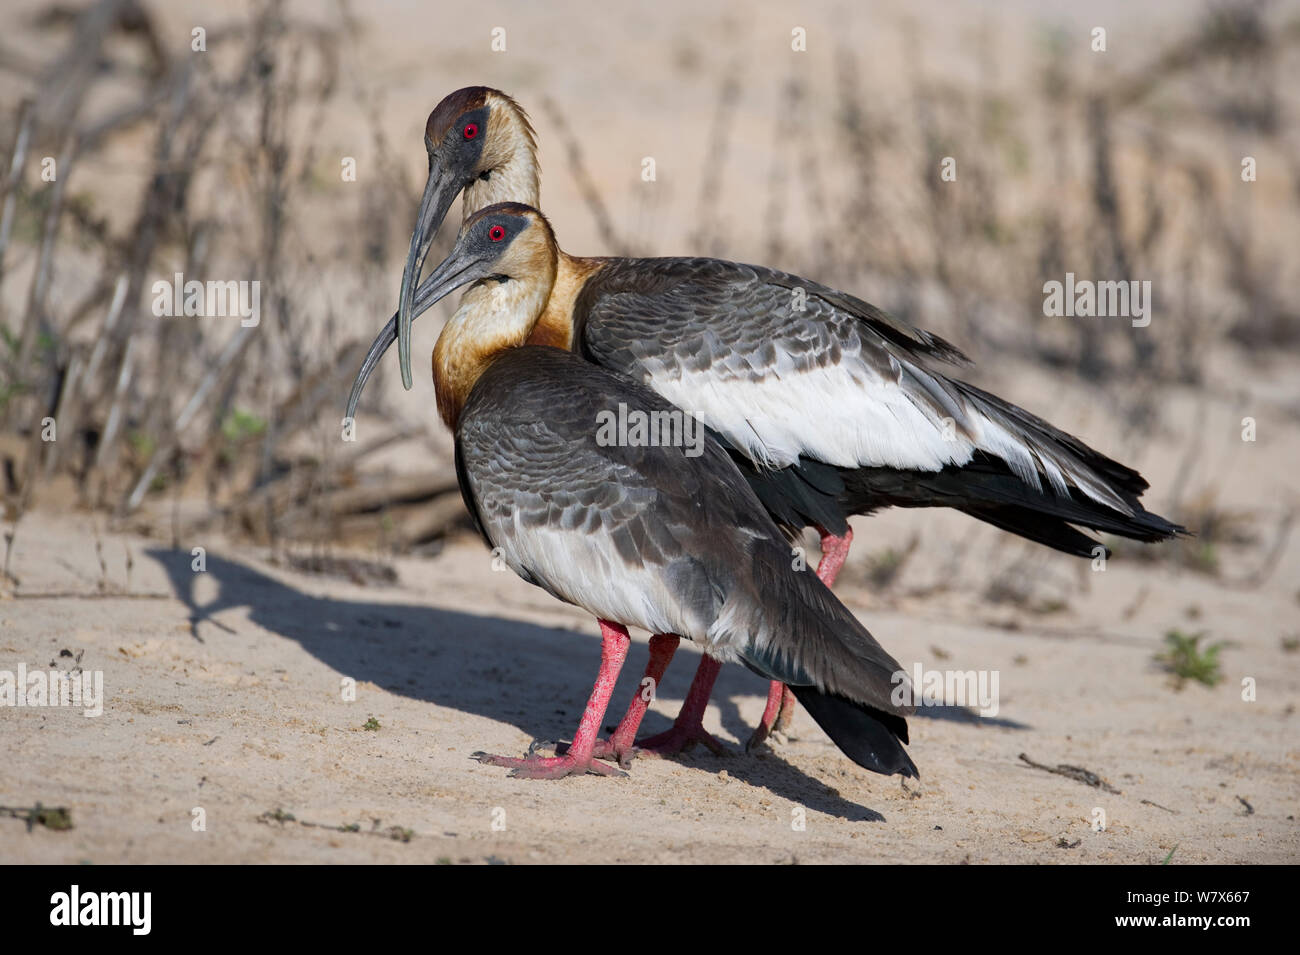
[462,123,540,223]
[433,268,555,430]
[527,252,607,351]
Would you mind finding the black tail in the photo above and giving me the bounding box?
[736,653,918,778]
[727,440,1184,559]
[790,685,918,778]
[840,452,1185,559]
[728,536,919,778]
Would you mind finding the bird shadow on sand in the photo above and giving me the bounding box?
[144,546,1015,821]
[911,705,1029,730]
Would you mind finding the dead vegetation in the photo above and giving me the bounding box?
[0,0,1296,602]
[0,0,472,580]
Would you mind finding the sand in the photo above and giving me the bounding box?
[1,0,1297,865]
[3,432,1296,864]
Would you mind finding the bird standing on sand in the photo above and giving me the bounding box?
[369,86,1182,762]
[350,203,919,780]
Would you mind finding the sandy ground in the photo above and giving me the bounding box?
[3,441,1297,864]
[1,0,1298,864]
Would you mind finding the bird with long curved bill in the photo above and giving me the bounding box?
[348,203,919,780]
[375,86,1184,764]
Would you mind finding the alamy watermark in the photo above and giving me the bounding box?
[50,885,150,935]
[595,402,704,458]
[892,664,1000,717]
[1,663,103,717]
[152,272,260,327]
[1043,272,1151,328]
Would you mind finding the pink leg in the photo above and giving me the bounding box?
[473,620,632,779]
[815,525,855,586]
[747,526,854,751]
[590,633,680,767]
[771,682,799,735]
[633,653,728,758]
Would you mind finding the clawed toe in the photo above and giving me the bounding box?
[472,750,629,779]
[587,738,639,768]
[635,722,729,759]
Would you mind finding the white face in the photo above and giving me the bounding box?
[438,211,555,340]
[460,98,541,220]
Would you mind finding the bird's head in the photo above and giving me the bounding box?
[350,203,556,421]
[432,202,556,299]
[398,87,539,389]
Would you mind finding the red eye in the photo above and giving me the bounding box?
[463,123,478,139]
[489,225,505,242]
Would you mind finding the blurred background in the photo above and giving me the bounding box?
[0,0,1297,606]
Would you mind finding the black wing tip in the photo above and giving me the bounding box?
[922,330,973,367]
[960,500,1186,558]
[1136,512,1189,542]
[1091,500,1189,544]
[842,451,1188,555]
[789,685,920,779]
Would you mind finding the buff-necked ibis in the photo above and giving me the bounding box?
[373,86,1183,763]
[350,203,919,780]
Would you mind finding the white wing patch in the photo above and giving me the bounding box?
[484,507,714,646]
[647,353,975,473]
[641,340,1131,513]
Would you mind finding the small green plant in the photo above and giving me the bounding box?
[863,535,918,589]
[221,408,267,443]
[126,430,156,459]
[866,548,907,588]
[362,717,380,731]
[1183,541,1219,576]
[1156,630,1226,689]
[0,803,73,832]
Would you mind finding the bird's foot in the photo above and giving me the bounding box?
[745,723,788,752]
[633,720,729,759]
[552,735,638,769]
[588,737,639,768]
[471,750,628,780]
[746,683,798,753]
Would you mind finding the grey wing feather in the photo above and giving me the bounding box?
[575,257,1148,514]
[457,346,912,718]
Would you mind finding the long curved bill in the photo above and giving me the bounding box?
[349,247,484,421]
[397,158,462,391]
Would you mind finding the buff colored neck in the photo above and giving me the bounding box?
[527,252,608,352]
[433,261,556,430]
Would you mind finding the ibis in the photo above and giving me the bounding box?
[351,203,919,780]
[373,87,1182,762]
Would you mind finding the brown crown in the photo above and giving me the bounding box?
[425,86,492,143]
